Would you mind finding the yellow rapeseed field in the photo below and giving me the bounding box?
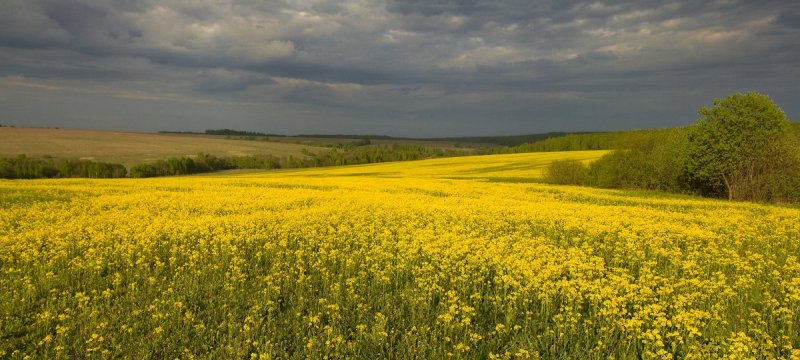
[1,151,799,359]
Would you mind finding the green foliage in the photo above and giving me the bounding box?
[296,144,468,167]
[685,92,794,200]
[762,138,800,203]
[128,163,164,178]
[204,129,279,137]
[0,155,127,179]
[544,159,588,185]
[126,145,470,178]
[547,92,800,204]
[544,128,689,191]
[498,129,678,153]
[591,128,689,191]
[130,154,233,178]
[427,132,576,146]
[511,132,622,152]
[587,150,657,189]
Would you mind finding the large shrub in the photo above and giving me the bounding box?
[685,92,797,201]
[544,159,588,185]
[545,128,689,191]
[587,150,656,189]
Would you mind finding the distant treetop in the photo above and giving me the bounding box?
[204,129,282,137]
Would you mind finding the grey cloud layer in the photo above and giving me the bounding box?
[0,0,798,136]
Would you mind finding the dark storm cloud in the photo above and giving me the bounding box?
[193,69,274,94]
[0,0,798,136]
[776,9,800,28]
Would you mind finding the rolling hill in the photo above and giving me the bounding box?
[0,127,328,168]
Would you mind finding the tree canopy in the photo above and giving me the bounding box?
[685,92,793,199]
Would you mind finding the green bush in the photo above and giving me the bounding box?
[544,159,588,185]
[586,150,656,189]
[553,92,800,204]
[576,128,688,191]
[129,163,165,178]
[685,92,797,201]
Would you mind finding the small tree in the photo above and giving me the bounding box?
[685,92,793,200]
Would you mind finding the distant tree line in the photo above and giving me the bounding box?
[494,121,800,154]
[204,129,282,137]
[429,132,578,147]
[0,155,127,179]
[1,144,470,180]
[158,129,282,137]
[127,144,471,178]
[488,129,674,153]
[157,130,202,135]
[292,134,393,140]
[158,129,586,147]
[307,144,466,165]
[544,92,800,203]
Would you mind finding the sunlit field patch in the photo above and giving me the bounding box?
[1,151,799,359]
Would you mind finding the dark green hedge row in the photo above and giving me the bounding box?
[0,156,127,179]
[129,145,471,178]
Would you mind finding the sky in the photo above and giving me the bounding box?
[0,0,798,137]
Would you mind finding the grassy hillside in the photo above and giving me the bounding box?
[2,152,798,358]
[0,128,327,168]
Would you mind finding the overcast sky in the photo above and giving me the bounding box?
[1,0,798,137]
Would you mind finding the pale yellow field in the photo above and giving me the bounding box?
[0,127,324,167]
[1,152,799,359]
